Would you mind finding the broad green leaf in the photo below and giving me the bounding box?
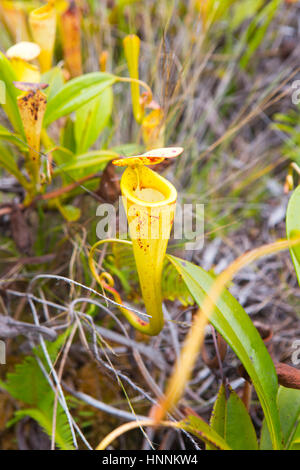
[74,87,113,154]
[167,255,282,450]
[260,386,300,450]
[279,387,300,449]
[51,146,75,173]
[207,384,258,450]
[225,388,258,450]
[44,72,117,126]
[41,66,65,101]
[0,52,24,136]
[183,414,231,450]
[53,150,119,175]
[60,117,76,154]
[286,185,300,286]
[207,383,227,450]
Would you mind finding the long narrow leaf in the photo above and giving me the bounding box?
[74,87,113,154]
[260,386,300,450]
[53,150,119,175]
[44,72,117,126]
[167,255,282,449]
[286,185,300,286]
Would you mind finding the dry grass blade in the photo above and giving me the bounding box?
[95,418,180,450]
[153,236,300,423]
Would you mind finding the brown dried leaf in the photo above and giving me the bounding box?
[0,314,57,341]
[201,331,227,369]
[13,81,49,92]
[275,362,300,390]
[97,161,121,203]
[60,0,82,78]
[10,206,32,254]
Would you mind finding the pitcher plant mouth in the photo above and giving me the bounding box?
[121,164,177,208]
[89,147,183,336]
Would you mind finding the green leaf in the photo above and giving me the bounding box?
[0,355,49,405]
[279,387,300,449]
[74,86,113,154]
[225,388,258,450]
[167,255,282,450]
[60,117,76,154]
[207,383,258,450]
[41,66,65,101]
[0,331,74,450]
[44,72,117,126]
[207,383,227,450]
[0,52,24,136]
[52,146,75,167]
[182,414,231,450]
[260,386,300,450]
[286,185,300,286]
[290,421,300,450]
[13,400,74,450]
[53,150,118,175]
[0,331,70,405]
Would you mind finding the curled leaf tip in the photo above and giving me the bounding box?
[112,146,183,167]
[13,82,49,92]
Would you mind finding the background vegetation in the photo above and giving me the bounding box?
[0,0,300,450]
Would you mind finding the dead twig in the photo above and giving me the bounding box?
[0,314,57,341]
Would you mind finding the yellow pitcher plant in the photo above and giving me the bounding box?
[89,147,183,335]
[60,0,82,78]
[123,34,143,124]
[123,34,165,149]
[29,1,57,72]
[15,82,48,197]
